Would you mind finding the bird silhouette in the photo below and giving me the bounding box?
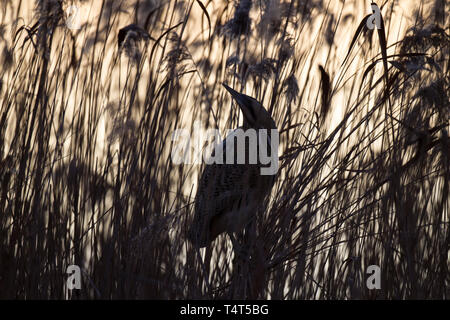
[188,84,278,248]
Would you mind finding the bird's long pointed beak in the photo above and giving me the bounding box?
[222,83,245,107]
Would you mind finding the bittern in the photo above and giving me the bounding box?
[188,84,278,248]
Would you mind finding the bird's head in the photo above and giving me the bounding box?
[223,83,277,131]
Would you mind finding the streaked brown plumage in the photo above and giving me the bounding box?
[188,84,278,248]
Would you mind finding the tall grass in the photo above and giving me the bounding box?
[0,0,448,299]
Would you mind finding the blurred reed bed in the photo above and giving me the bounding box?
[0,0,448,299]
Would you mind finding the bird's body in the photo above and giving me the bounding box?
[188,84,278,248]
